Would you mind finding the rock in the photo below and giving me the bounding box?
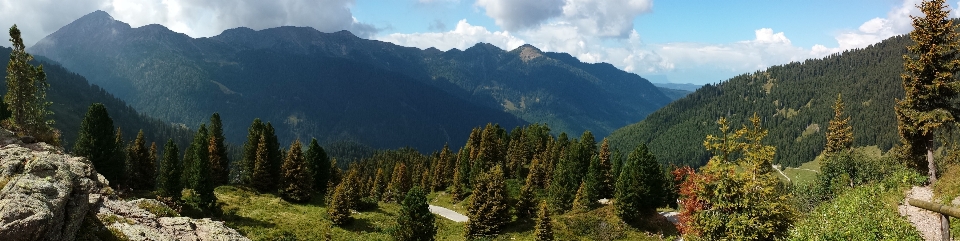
[0,131,248,241]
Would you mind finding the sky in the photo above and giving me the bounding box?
[0,0,952,84]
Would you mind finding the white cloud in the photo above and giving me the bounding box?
[378,19,525,51]
[0,0,376,47]
[475,0,565,31]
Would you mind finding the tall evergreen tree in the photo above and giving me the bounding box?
[5,25,55,143]
[534,201,554,241]
[393,186,437,241]
[280,139,313,202]
[328,180,353,225]
[371,167,386,200]
[825,93,853,155]
[186,124,215,209]
[583,155,601,203]
[615,144,665,222]
[74,103,123,187]
[386,162,411,203]
[156,139,181,200]
[571,181,592,213]
[264,122,283,183]
[240,119,266,186]
[305,138,330,196]
[895,0,960,182]
[547,156,576,213]
[451,148,471,201]
[465,166,510,239]
[208,113,230,186]
[127,130,153,190]
[252,134,274,193]
[596,138,614,199]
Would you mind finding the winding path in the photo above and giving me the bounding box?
[429,205,468,222]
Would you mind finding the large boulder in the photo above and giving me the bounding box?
[0,129,247,240]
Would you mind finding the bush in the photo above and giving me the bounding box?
[788,184,922,240]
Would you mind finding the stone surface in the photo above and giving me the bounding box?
[0,128,247,240]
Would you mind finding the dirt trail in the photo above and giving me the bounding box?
[429,205,468,222]
[898,186,948,241]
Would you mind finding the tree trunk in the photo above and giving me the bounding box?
[928,138,937,183]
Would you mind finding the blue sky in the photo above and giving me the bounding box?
[0,0,945,84]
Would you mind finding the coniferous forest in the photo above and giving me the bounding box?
[7,0,960,240]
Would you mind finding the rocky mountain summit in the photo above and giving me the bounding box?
[0,128,247,240]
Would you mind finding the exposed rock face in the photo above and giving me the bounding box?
[0,129,247,240]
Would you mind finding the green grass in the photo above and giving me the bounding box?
[788,182,922,240]
[215,186,676,240]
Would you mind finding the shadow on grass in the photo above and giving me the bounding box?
[222,212,278,233]
[340,217,380,233]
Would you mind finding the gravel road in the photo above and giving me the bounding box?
[429,205,469,222]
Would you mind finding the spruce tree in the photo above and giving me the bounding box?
[534,201,553,241]
[583,155,601,203]
[305,138,330,196]
[546,156,576,213]
[157,139,181,200]
[465,166,509,239]
[386,162,411,203]
[208,113,230,186]
[371,168,386,200]
[74,103,123,187]
[571,181,592,213]
[5,25,55,143]
[597,138,614,199]
[451,148,470,201]
[186,124,215,209]
[825,93,853,155]
[264,122,283,183]
[895,0,960,182]
[240,119,265,186]
[252,134,274,193]
[615,144,665,222]
[328,180,353,225]
[280,139,313,202]
[393,186,437,241]
[127,130,153,190]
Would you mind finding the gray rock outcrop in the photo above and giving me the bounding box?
[0,129,247,240]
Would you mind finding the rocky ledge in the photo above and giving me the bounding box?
[0,129,247,240]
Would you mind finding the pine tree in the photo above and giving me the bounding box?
[328,180,353,225]
[280,139,313,202]
[393,186,437,241]
[186,124,215,209]
[5,25,56,144]
[252,134,274,193]
[127,130,153,190]
[431,144,453,191]
[74,103,123,187]
[264,122,283,183]
[386,162,411,203]
[465,166,510,239]
[571,181,592,213]
[824,93,853,155]
[156,139,181,200]
[597,138,614,199]
[895,0,960,182]
[615,143,665,222]
[208,113,230,186]
[583,155,601,203]
[305,138,330,196]
[451,148,471,201]
[534,201,553,241]
[114,128,127,188]
[547,156,576,213]
[371,168,386,200]
[240,119,265,186]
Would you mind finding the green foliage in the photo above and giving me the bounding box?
[895,0,960,180]
[74,103,124,187]
[465,166,510,239]
[136,200,179,218]
[614,144,664,222]
[279,139,313,203]
[788,184,922,240]
[328,180,353,226]
[546,155,576,213]
[252,134,273,193]
[127,130,153,190]
[824,93,853,154]
[305,138,330,196]
[393,186,436,241]
[184,124,216,210]
[385,162,411,203]
[676,115,796,240]
[156,139,181,200]
[596,138,614,199]
[534,201,553,241]
[240,118,265,186]
[571,181,592,213]
[5,25,56,144]
[208,113,229,186]
[609,34,914,169]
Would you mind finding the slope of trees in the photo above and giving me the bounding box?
[609,33,913,168]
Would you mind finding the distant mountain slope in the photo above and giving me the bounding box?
[652,82,702,92]
[0,47,193,149]
[608,35,909,168]
[657,87,692,101]
[29,11,670,150]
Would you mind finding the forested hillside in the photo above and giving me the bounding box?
[28,11,670,150]
[0,47,193,149]
[609,35,910,167]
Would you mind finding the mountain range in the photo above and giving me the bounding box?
[29,10,672,151]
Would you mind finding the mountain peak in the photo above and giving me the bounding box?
[513,44,543,62]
